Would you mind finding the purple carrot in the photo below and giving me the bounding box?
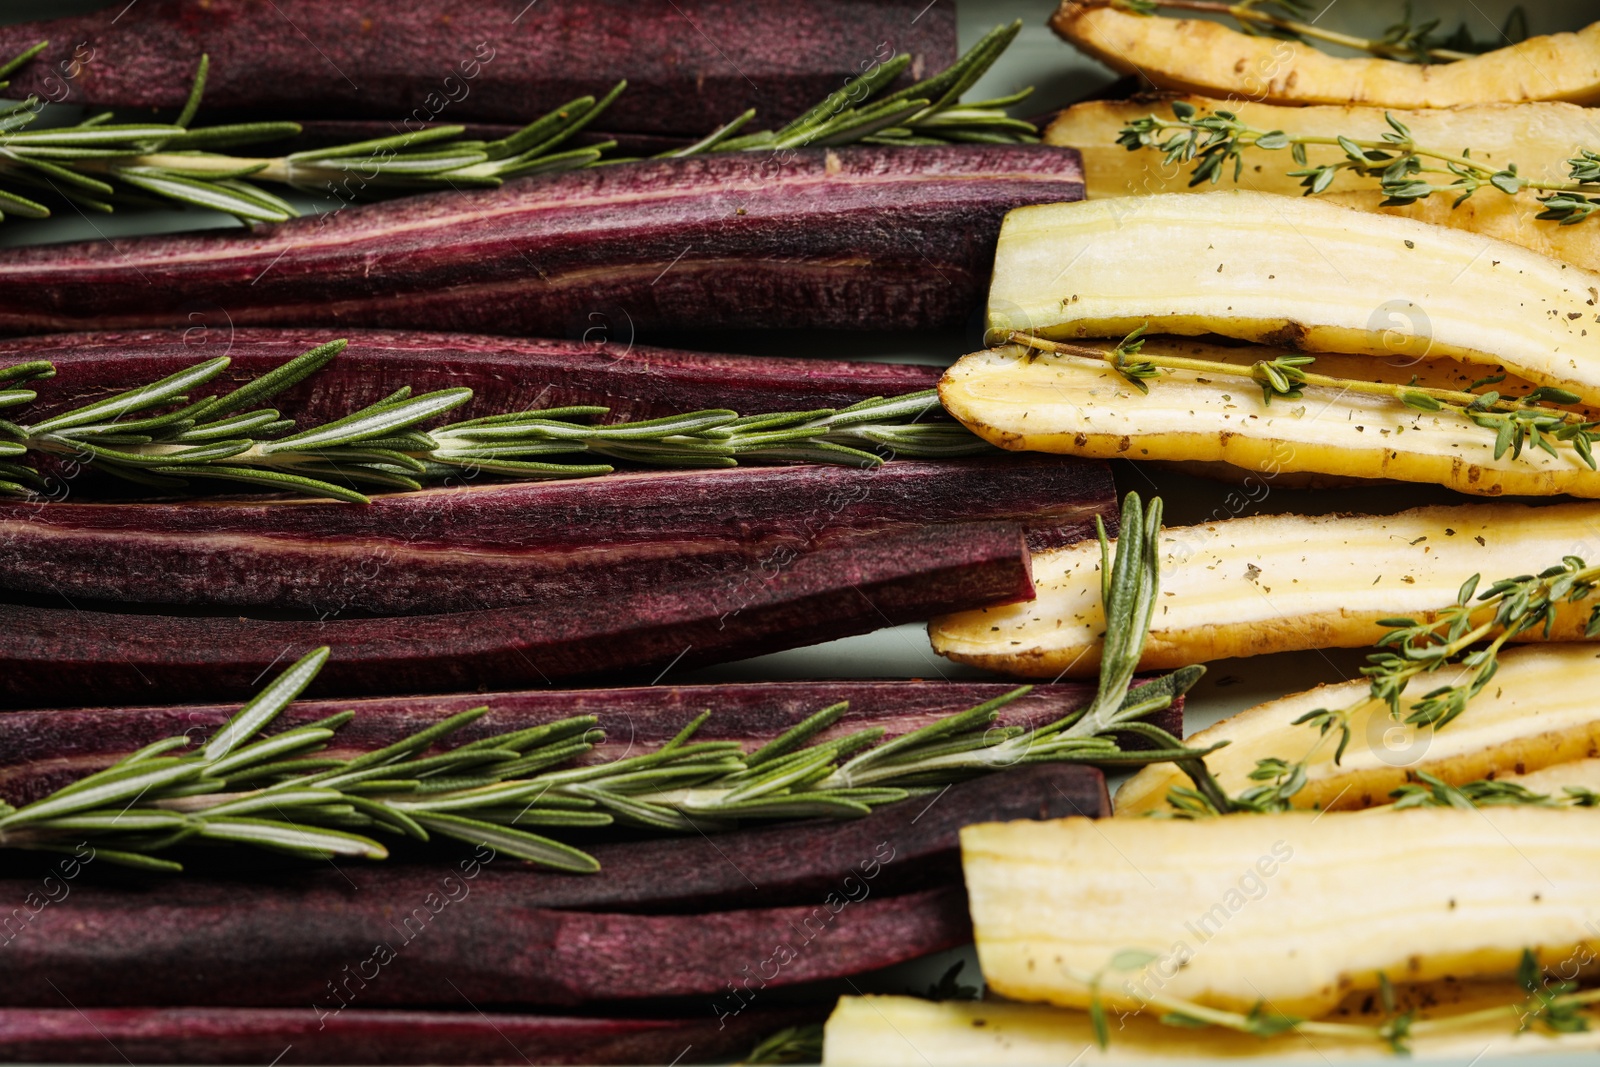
[0,0,954,134]
[0,878,970,1008]
[0,521,1035,707]
[0,454,1110,615]
[4,328,947,427]
[0,146,1084,336]
[0,682,1175,806]
[0,1006,815,1066]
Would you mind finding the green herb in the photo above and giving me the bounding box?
[1008,329,1600,470]
[1118,102,1600,225]
[693,22,1036,153]
[1161,551,1600,815]
[0,493,1212,871]
[1101,323,1161,393]
[0,340,992,503]
[1048,491,1211,752]
[0,25,1035,224]
[1109,0,1524,64]
[1078,948,1593,1049]
[740,1025,826,1065]
[1390,771,1600,810]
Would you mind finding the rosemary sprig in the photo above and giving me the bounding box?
[693,22,1037,153]
[1008,329,1600,470]
[1164,552,1600,816]
[1081,949,1592,1053]
[1118,102,1600,225]
[0,26,1034,224]
[0,494,1212,872]
[1108,0,1524,64]
[0,341,991,503]
[1051,492,1205,748]
[0,51,621,224]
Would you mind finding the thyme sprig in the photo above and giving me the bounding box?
[0,340,990,503]
[1164,553,1600,816]
[0,25,1034,224]
[1008,330,1600,470]
[1118,102,1600,224]
[1108,0,1523,63]
[1390,771,1600,810]
[1080,949,1593,1053]
[0,494,1213,872]
[1308,553,1600,739]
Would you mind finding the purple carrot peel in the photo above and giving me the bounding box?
[0,521,1035,707]
[0,1006,817,1065]
[0,878,970,1008]
[0,0,955,134]
[0,146,1085,336]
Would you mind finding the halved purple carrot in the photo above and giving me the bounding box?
[0,146,1084,336]
[0,521,1035,707]
[0,766,1107,1010]
[0,0,955,134]
[0,455,1110,614]
[0,881,970,1007]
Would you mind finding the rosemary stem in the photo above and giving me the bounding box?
[1059,494,1164,741]
[80,153,277,178]
[153,790,265,813]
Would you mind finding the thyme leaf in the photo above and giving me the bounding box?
[1076,947,1595,1050]
[1161,552,1600,815]
[1118,101,1600,225]
[1008,329,1600,471]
